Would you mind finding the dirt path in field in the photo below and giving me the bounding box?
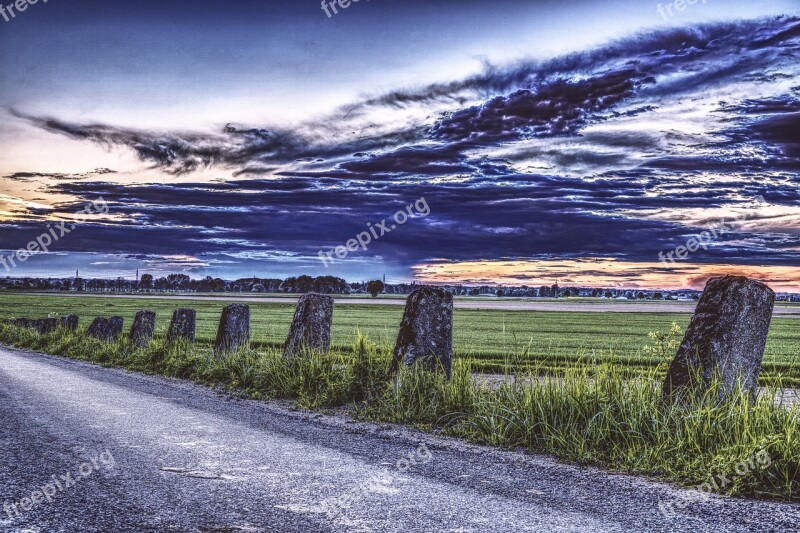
[18,292,800,316]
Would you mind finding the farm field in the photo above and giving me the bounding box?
[3,292,800,380]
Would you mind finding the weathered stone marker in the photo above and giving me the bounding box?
[215,304,250,354]
[130,310,156,348]
[390,287,453,377]
[87,317,123,341]
[12,318,34,329]
[107,317,124,339]
[167,308,196,343]
[61,315,79,332]
[87,317,109,340]
[663,276,775,403]
[283,293,334,357]
[34,318,59,335]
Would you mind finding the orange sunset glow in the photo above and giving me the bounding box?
[413,259,800,291]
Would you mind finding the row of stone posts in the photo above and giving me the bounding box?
[5,276,775,402]
[11,315,79,335]
[6,288,454,372]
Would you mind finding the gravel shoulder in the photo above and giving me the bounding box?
[1,345,798,532]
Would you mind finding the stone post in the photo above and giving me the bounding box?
[34,318,59,335]
[87,317,109,340]
[663,276,775,403]
[167,308,196,343]
[12,318,34,329]
[87,317,123,341]
[130,310,156,348]
[61,315,79,332]
[215,304,250,354]
[283,293,334,357]
[107,317,124,340]
[390,287,454,378]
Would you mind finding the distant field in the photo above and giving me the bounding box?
[2,293,799,380]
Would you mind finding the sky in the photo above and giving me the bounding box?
[0,0,799,289]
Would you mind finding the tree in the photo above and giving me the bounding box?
[166,274,190,291]
[296,275,315,293]
[280,277,297,293]
[140,273,153,291]
[367,280,385,297]
[314,276,347,294]
[470,288,480,296]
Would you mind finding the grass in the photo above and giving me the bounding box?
[1,292,800,383]
[0,319,798,503]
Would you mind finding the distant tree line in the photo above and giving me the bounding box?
[2,274,798,300]
[0,274,403,296]
[0,275,702,298]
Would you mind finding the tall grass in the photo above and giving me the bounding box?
[0,321,797,502]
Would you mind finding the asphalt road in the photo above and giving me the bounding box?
[1,346,798,532]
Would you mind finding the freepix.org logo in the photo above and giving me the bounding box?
[1,0,48,24]
[320,0,368,19]
[0,197,109,273]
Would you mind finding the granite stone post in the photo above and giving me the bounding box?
[129,310,156,348]
[87,317,109,340]
[283,293,334,357]
[60,315,79,332]
[390,287,454,378]
[12,318,35,329]
[663,276,775,403]
[215,304,250,354]
[33,318,59,335]
[107,316,124,340]
[167,308,196,343]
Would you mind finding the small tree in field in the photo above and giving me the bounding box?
[367,280,385,297]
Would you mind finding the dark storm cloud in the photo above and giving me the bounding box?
[6,16,800,276]
[336,17,799,114]
[718,91,800,161]
[430,69,652,143]
[28,166,797,270]
[15,17,799,177]
[12,109,425,175]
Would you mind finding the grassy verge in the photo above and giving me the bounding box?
[0,322,797,503]
[4,293,800,384]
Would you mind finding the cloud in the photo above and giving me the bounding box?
[430,69,652,143]
[4,16,800,284]
[3,168,115,182]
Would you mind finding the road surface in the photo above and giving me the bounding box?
[1,345,798,532]
[20,292,800,316]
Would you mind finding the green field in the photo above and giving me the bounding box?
[2,292,799,380]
